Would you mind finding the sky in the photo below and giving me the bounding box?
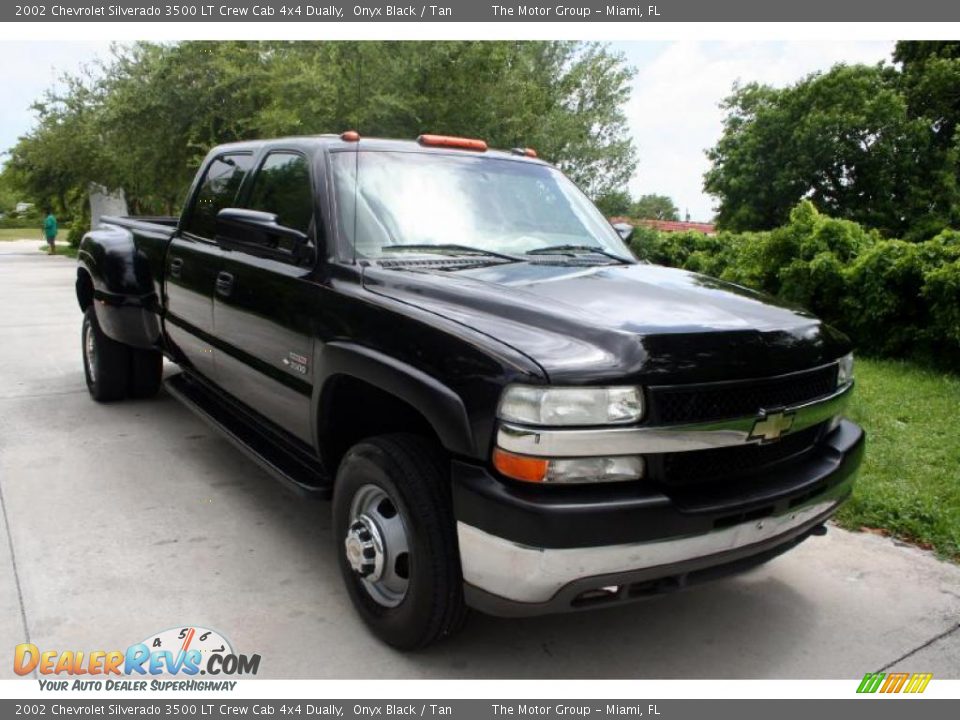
[0,41,114,157]
[0,40,895,220]
[613,40,895,220]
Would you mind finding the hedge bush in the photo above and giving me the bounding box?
[67,206,89,249]
[0,212,42,229]
[628,201,960,365]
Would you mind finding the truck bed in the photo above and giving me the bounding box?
[100,215,179,232]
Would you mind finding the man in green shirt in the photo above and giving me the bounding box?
[43,207,57,255]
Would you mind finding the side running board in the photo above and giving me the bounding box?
[165,372,331,499]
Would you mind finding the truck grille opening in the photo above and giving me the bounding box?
[648,364,838,425]
[652,423,825,487]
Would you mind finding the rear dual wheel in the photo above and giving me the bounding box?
[333,433,467,649]
[81,307,163,402]
[129,346,163,399]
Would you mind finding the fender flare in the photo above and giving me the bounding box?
[76,225,162,349]
[313,341,476,459]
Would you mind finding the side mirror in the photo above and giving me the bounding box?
[612,222,634,242]
[216,208,312,262]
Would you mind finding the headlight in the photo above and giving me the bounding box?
[498,385,644,426]
[837,352,854,387]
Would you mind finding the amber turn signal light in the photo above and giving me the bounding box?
[492,447,549,483]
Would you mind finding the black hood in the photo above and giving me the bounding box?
[362,261,851,385]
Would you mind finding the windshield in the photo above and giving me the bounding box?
[331,150,633,261]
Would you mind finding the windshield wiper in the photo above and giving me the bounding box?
[382,244,523,262]
[525,244,633,264]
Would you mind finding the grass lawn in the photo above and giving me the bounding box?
[838,357,960,560]
[0,227,68,241]
[33,242,78,258]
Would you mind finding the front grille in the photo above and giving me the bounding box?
[652,423,824,487]
[648,364,838,425]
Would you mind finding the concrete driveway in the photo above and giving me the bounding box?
[0,238,958,679]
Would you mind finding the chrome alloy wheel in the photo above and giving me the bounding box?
[344,484,411,607]
[84,321,97,380]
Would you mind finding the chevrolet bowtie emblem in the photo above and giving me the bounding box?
[748,409,796,443]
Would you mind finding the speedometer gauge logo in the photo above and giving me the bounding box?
[141,626,233,676]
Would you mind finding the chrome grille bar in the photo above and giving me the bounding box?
[496,382,853,457]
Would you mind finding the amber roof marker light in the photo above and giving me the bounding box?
[511,147,538,158]
[340,130,360,142]
[417,134,488,151]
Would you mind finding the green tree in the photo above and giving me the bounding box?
[704,63,960,237]
[255,40,640,196]
[630,193,678,220]
[4,65,107,215]
[892,41,960,238]
[0,170,18,213]
[6,41,638,214]
[593,189,632,216]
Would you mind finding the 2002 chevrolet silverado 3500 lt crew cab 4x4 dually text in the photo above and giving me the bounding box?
[76,132,864,649]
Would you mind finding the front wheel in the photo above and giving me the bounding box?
[333,434,467,649]
[81,307,130,402]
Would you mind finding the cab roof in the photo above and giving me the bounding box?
[208,133,547,165]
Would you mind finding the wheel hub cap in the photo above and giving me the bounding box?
[84,323,97,378]
[344,484,411,607]
[344,516,384,581]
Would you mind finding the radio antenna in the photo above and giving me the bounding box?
[351,43,363,267]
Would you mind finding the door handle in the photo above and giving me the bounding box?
[169,257,183,279]
[216,271,235,297]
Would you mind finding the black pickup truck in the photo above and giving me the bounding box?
[76,132,863,649]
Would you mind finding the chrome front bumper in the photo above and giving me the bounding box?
[458,469,854,612]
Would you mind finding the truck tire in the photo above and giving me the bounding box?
[128,348,163,399]
[81,306,130,402]
[333,433,468,649]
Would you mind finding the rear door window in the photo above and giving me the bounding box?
[183,153,254,239]
[245,152,314,241]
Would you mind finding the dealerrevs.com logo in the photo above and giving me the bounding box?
[14,626,260,691]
